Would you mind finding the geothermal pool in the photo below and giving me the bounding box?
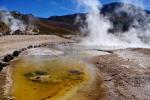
[9,55,92,100]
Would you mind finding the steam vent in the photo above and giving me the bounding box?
[1,0,150,100]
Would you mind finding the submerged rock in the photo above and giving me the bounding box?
[29,75,51,83]
[24,71,48,78]
[69,70,83,75]
[5,96,15,100]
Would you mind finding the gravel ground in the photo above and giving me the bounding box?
[91,48,150,100]
[0,69,7,100]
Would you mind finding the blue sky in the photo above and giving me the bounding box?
[0,0,150,18]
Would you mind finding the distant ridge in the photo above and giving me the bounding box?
[0,2,150,35]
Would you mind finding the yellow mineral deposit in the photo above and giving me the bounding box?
[9,56,92,100]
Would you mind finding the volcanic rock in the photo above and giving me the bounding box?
[13,51,20,57]
[3,55,11,62]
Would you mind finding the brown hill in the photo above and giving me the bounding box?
[11,11,80,36]
[0,21,10,36]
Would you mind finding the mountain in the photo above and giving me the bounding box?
[0,22,10,36]
[48,2,150,34]
[11,12,81,36]
[101,2,150,33]
[0,2,150,36]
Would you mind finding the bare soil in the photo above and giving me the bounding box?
[0,69,6,100]
[91,48,150,100]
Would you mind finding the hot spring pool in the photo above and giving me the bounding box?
[9,55,92,100]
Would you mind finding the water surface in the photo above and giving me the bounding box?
[10,55,91,100]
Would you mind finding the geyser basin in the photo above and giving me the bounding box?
[9,55,92,100]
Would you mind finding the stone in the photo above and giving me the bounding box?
[5,96,15,100]
[27,45,33,49]
[7,54,14,60]
[3,55,11,62]
[0,62,9,67]
[69,70,83,75]
[21,48,27,51]
[13,51,20,57]
[33,45,38,48]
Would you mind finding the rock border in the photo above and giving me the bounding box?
[0,43,47,72]
[0,42,71,72]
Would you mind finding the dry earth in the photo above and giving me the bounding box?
[91,48,150,100]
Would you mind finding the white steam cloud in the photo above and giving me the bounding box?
[118,0,150,47]
[77,0,117,46]
[76,0,150,48]
[121,0,144,8]
[0,9,26,34]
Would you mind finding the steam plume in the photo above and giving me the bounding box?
[77,0,117,46]
[0,9,26,34]
[76,0,150,48]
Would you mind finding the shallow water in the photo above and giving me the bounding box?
[9,56,91,100]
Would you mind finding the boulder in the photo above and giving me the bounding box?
[13,51,20,57]
[27,45,33,49]
[0,62,9,67]
[7,54,14,60]
[69,70,83,75]
[3,55,11,62]
[21,48,27,51]
[33,45,38,48]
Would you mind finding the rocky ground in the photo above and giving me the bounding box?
[0,35,150,100]
[91,48,150,100]
[0,69,6,100]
